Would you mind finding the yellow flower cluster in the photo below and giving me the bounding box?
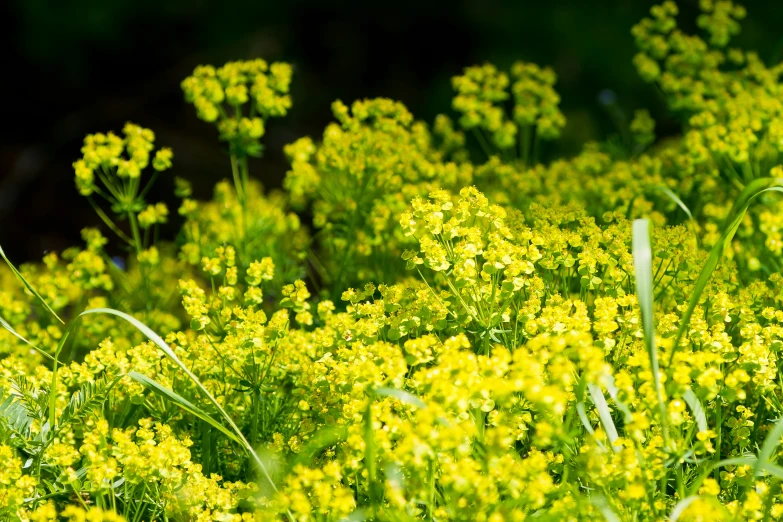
[181,59,292,157]
[633,0,783,183]
[452,61,565,163]
[283,98,473,290]
[6,2,783,520]
[72,122,172,198]
[179,180,308,291]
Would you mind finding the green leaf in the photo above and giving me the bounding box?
[575,378,608,452]
[0,315,55,362]
[683,387,708,432]
[669,177,783,364]
[603,375,633,424]
[755,415,783,478]
[128,371,241,445]
[687,456,757,496]
[669,496,701,521]
[591,496,621,522]
[0,393,33,440]
[58,307,282,499]
[576,402,597,437]
[761,462,783,480]
[58,376,121,430]
[632,219,669,447]
[0,244,64,324]
[374,387,427,410]
[49,330,71,433]
[651,185,700,247]
[588,383,620,452]
[290,425,349,469]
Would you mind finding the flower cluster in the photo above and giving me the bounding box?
[633,0,783,184]
[181,59,292,157]
[5,2,783,521]
[283,98,473,291]
[452,61,565,163]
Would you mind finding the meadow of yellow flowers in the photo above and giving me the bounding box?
[3,1,783,520]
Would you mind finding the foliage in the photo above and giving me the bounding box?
[3,2,783,520]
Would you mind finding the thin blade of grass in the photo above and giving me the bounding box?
[761,462,783,479]
[603,375,633,424]
[575,378,607,452]
[755,416,783,478]
[669,177,783,365]
[591,496,621,522]
[49,330,71,431]
[374,387,427,409]
[687,456,758,495]
[0,315,55,362]
[290,425,349,469]
[0,244,64,324]
[576,402,598,437]
[588,383,620,452]
[72,308,282,498]
[364,399,379,503]
[683,387,708,432]
[652,186,699,247]
[127,371,241,444]
[632,219,669,447]
[669,496,701,521]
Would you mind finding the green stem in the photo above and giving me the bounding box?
[521,125,532,167]
[364,398,378,504]
[240,156,250,199]
[531,127,541,165]
[428,457,436,521]
[714,398,722,481]
[472,128,494,160]
[230,152,246,205]
[762,479,780,522]
[87,197,134,246]
[128,212,143,255]
[251,390,261,450]
[138,169,161,199]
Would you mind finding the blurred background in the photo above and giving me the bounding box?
[1,0,781,262]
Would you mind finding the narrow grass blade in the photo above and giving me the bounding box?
[576,402,598,439]
[290,425,349,468]
[591,496,621,522]
[128,371,241,444]
[364,399,379,503]
[342,511,367,522]
[374,387,426,409]
[575,378,606,451]
[0,315,55,362]
[603,375,633,424]
[654,186,694,222]
[588,383,620,452]
[632,219,669,446]
[651,185,700,247]
[761,462,783,479]
[669,177,783,365]
[73,308,280,496]
[683,388,708,432]
[755,416,783,478]
[49,330,72,431]
[669,496,701,521]
[688,456,758,495]
[0,244,64,324]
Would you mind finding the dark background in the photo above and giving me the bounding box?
[2,0,781,262]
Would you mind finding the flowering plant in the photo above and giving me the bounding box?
[3,3,783,520]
